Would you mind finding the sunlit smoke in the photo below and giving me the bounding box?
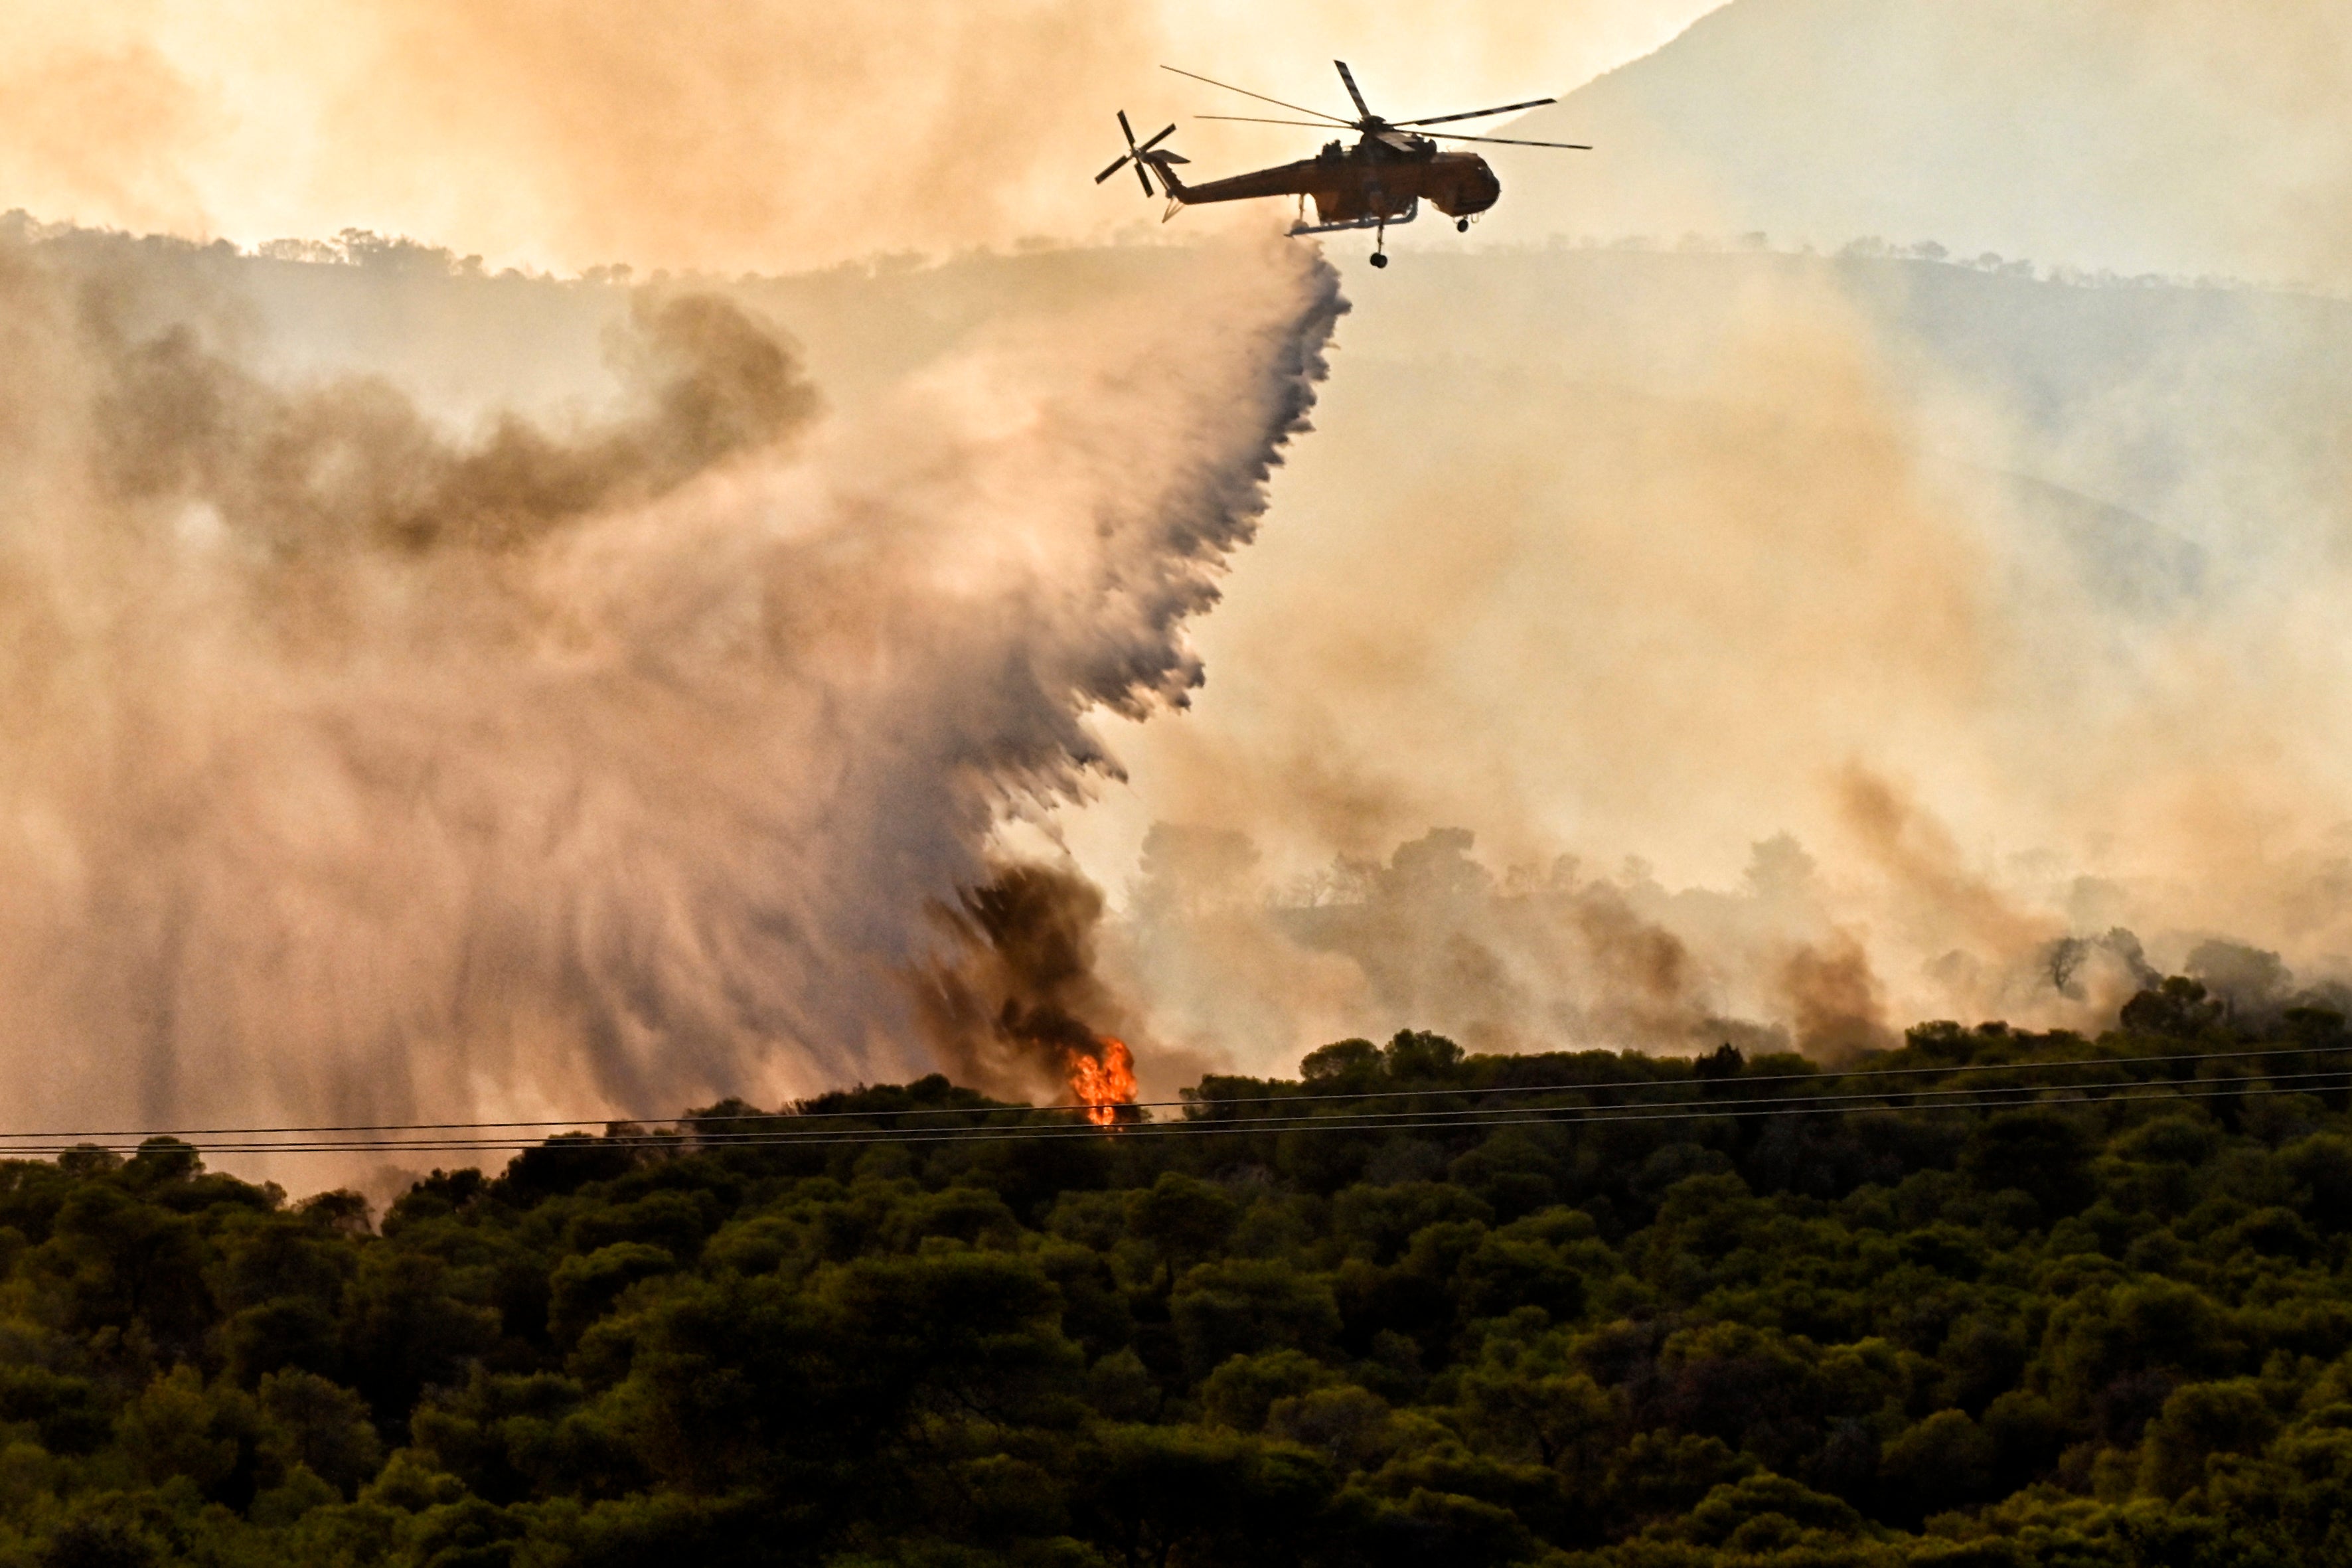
[1064,240,2352,1075]
[0,223,1342,1182]
[0,1,1721,274]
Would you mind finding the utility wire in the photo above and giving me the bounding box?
[0,1041,2333,1144]
[37,1069,2350,1158]
[70,1063,2352,1154]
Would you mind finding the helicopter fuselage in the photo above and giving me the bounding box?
[1160,133,1500,225]
[1099,63,1583,262]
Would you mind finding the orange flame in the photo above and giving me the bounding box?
[1069,1035,1137,1128]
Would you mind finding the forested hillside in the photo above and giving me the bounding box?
[3,983,2352,1565]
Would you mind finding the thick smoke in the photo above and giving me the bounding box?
[13,0,2347,1189]
[95,289,821,553]
[915,864,1138,1106]
[0,226,1342,1178]
[0,1,1718,274]
[1067,244,2352,1075]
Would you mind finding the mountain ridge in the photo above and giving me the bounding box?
[1483,0,2351,290]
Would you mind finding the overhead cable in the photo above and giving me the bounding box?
[0,1040,2333,1143]
[24,1069,2347,1158]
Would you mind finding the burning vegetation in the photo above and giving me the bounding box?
[917,864,1147,1120]
[1071,1033,1138,1126]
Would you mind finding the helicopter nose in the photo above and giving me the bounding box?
[1459,158,1502,213]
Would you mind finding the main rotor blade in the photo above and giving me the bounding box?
[1137,123,1178,153]
[1421,129,1593,149]
[1334,60,1373,121]
[1393,96,1557,127]
[1095,153,1135,183]
[1161,64,1354,126]
[1198,114,1346,128]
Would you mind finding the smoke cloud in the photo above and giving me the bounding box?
[3,0,2348,1184]
[1061,241,2352,1076]
[0,1,1719,274]
[915,864,1139,1107]
[0,224,1341,1183]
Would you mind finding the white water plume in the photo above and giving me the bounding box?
[0,226,1342,1183]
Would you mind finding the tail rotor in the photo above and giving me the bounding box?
[1095,111,1180,196]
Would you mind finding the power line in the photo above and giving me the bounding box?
[40,1069,2349,1158]
[0,1040,2331,1144]
[80,1063,2352,1154]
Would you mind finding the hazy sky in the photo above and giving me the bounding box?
[0,1,1721,272]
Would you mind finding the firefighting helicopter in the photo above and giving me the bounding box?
[1096,60,1591,267]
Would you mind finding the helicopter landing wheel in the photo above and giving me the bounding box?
[1370,252,1388,268]
[1456,218,1469,233]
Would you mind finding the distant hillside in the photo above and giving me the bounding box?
[1482,0,2351,289]
[1332,246,2352,564]
[48,223,2346,572]
[54,223,2337,599]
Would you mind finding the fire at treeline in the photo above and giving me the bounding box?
[2,971,2351,1566]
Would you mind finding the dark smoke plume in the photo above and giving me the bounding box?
[92,290,821,558]
[1778,931,1895,1063]
[915,864,1136,1105]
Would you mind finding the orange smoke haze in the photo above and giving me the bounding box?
[0,222,1340,1192]
[0,1,1719,274]
[2,0,2349,1183]
[1059,234,2352,1074]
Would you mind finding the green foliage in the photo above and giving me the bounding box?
[0,995,2340,1562]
